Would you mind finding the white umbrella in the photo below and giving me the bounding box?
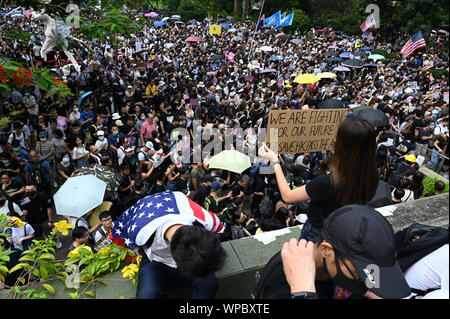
[259,46,273,52]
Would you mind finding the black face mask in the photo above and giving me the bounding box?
[323,249,368,296]
[0,199,6,206]
[27,191,37,198]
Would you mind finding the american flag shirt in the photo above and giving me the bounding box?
[111,191,225,267]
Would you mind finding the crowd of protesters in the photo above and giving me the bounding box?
[0,4,448,298]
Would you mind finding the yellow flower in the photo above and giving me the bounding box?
[97,246,111,254]
[53,220,73,236]
[68,245,92,258]
[135,255,142,266]
[121,264,139,279]
[10,216,24,228]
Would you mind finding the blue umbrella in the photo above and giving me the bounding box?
[267,55,284,62]
[54,175,107,217]
[155,21,166,27]
[261,68,277,73]
[340,52,353,59]
[363,63,379,68]
[78,91,93,105]
[219,23,231,29]
[361,46,375,51]
[327,57,343,63]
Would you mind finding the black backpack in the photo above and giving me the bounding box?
[395,223,449,272]
[249,251,291,299]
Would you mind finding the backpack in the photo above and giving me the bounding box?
[30,160,44,185]
[249,251,291,299]
[258,195,274,218]
[394,223,449,272]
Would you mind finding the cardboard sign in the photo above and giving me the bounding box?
[209,24,222,35]
[266,109,348,154]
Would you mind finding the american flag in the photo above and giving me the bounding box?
[110,191,225,249]
[360,14,376,32]
[400,31,426,58]
[113,63,121,80]
[362,31,373,40]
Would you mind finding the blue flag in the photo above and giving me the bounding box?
[264,11,281,28]
[275,12,294,29]
[257,14,265,31]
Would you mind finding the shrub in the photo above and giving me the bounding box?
[422,176,449,195]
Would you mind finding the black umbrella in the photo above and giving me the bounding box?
[341,59,363,68]
[356,108,389,127]
[266,29,277,35]
[353,51,368,57]
[278,34,290,41]
[319,98,345,109]
[326,57,343,63]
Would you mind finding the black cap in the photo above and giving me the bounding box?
[321,205,411,299]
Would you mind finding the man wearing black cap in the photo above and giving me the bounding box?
[281,205,412,299]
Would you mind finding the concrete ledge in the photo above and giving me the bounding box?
[1,194,448,299]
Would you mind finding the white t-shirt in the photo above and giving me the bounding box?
[144,218,192,268]
[93,224,114,251]
[8,224,35,250]
[0,200,23,216]
[8,131,26,148]
[95,138,108,151]
[404,244,449,292]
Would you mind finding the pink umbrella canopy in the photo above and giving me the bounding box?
[276,32,285,37]
[186,36,202,42]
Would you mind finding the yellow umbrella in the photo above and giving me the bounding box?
[293,74,320,84]
[317,72,337,79]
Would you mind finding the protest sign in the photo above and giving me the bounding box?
[444,91,449,103]
[266,109,348,154]
[209,24,222,35]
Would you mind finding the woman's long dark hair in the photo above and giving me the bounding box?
[330,118,378,206]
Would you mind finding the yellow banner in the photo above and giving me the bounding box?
[209,24,222,35]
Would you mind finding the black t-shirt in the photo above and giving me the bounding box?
[20,191,52,224]
[150,183,166,195]
[119,175,131,199]
[0,158,20,177]
[1,179,24,204]
[305,174,339,227]
[175,178,188,192]
[197,183,210,206]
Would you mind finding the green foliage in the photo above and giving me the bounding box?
[178,0,208,21]
[423,177,449,195]
[371,49,401,62]
[288,8,311,32]
[429,69,449,80]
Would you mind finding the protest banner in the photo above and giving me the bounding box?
[265,109,348,154]
[209,24,222,35]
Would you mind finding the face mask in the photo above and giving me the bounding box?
[12,148,20,152]
[430,125,435,129]
[27,191,37,198]
[98,136,104,140]
[113,131,119,135]
[40,138,47,142]
[323,249,368,296]
[73,108,79,112]
[1,160,9,164]
[63,157,70,163]
[24,93,29,96]
[141,116,146,120]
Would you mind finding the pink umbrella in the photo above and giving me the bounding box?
[276,32,285,37]
[144,13,152,17]
[186,36,202,42]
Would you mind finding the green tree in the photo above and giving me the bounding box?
[178,0,208,21]
[289,8,311,32]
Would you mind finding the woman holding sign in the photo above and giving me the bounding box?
[259,118,379,242]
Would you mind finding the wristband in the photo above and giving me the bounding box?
[291,291,318,299]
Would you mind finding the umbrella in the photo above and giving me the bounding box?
[290,39,304,45]
[164,43,175,49]
[209,150,251,174]
[232,36,243,41]
[293,74,320,84]
[228,28,238,33]
[145,12,158,18]
[267,55,284,61]
[352,105,372,115]
[278,34,290,41]
[54,175,106,217]
[219,23,231,29]
[155,21,166,27]
[258,46,273,52]
[333,66,351,72]
[328,45,339,49]
[71,164,121,200]
[261,68,277,73]
[324,52,338,57]
[363,63,379,68]
[211,54,224,61]
[172,15,181,19]
[342,59,363,68]
[361,46,374,51]
[340,52,354,59]
[162,17,170,22]
[239,27,247,31]
[78,91,93,105]
[188,19,199,24]
[266,29,277,35]
[319,98,345,109]
[368,54,385,61]
[317,72,337,79]
[174,21,185,24]
[187,24,196,29]
[186,36,202,42]
[356,108,389,127]
[327,57,343,63]
[353,51,368,57]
